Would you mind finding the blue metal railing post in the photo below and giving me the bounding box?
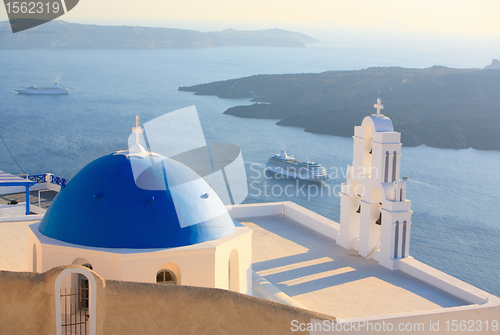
[49,174,69,189]
[25,186,30,215]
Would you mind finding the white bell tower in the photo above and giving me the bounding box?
[337,99,413,270]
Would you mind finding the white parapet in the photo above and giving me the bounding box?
[227,202,284,219]
[282,202,340,241]
[396,257,499,305]
[228,201,340,242]
[252,271,308,309]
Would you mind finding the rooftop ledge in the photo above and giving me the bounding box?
[228,201,340,241]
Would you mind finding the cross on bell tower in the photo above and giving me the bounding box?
[374,98,384,116]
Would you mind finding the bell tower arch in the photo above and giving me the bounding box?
[362,124,373,176]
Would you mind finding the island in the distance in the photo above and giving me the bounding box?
[0,20,318,49]
[179,61,500,150]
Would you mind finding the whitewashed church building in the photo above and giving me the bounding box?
[28,126,252,294]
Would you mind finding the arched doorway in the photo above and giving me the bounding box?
[55,267,97,335]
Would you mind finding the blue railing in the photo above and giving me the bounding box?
[27,174,46,183]
[20,174,69,189]
[51,175,69,188]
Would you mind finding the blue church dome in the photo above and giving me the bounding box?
[38,151,235,249]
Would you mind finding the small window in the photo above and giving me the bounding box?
[384,151,389,182]
[156,270,176,285]
[392,151,397,181]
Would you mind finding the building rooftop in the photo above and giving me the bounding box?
[0,220,37,272]
[242,214,466,319]
[0,190,57,210]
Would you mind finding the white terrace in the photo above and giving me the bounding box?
[232,201,499,323]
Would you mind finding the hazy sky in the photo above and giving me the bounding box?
[1,0,499,36]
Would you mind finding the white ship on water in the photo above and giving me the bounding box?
[265,151,328,183]
[15,83,70,95]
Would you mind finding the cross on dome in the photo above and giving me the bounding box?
[132,115,144,145]
[122,115,148,156]
[374,98,384,115]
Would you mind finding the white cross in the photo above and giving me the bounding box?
[374,98,384,115]
[132,115,143,145]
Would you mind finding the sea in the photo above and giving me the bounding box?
[1,43,499,297]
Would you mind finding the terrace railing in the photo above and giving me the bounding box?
[50,175,69,188]
[20,173,69,189]
[27,174,46,183]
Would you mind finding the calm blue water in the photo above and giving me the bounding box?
[1,45,499,297]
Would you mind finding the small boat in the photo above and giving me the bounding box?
[15,83,70,95]
[265,151,328,183]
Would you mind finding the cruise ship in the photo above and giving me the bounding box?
[15,83,70,95]
[265,151,328,183]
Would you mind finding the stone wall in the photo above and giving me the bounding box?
[0,270,56,334]
[0,266,334,335]
[102,280,332,334]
